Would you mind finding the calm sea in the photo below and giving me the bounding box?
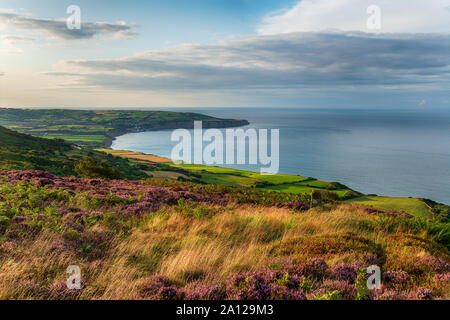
[112,108,450,204]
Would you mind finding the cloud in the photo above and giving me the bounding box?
[0,11,136,40]
[1,35,34,45]
[48,32,450,92]
[258,0,450,34]
[0,49,24,54]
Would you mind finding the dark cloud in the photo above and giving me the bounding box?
[50,32,450,91]
[0,12,136,40]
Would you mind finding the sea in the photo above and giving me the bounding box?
[111,108,450,204]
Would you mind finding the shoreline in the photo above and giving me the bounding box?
[103,119,249,148]
[102,146,450,208]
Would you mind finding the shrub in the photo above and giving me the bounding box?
[355,268,371,300]
[382,271,410,287]
[74,157,121,179]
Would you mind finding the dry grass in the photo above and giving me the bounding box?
[0,202,448,299]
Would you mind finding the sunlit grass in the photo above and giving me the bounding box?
[349,196,430,219]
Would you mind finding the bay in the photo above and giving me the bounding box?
[112,108,450,204]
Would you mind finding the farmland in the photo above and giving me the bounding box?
[0,109,249,147]
[98,149,449,222]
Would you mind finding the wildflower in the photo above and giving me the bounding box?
[417,288,433,300]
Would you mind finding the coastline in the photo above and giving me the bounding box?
[102,146,450,213]
[104,119,249,148]
[0,108,249,149]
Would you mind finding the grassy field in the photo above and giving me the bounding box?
[97,149,447,220]
[264,184,349,197]
[348,196,431,219]
[48,135,107,143]
[99,149,355,199]
[169,164,352,194]
[175,164,307,183]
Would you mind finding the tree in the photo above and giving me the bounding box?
[74,156,121,179]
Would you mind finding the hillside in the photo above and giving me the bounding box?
[0,170,448,300]
[0,126,146,179]
[1,123,445,222]
[98,150,359,197]
[99,149,450,222]
[0,126,448,300]
[0,109,249,147]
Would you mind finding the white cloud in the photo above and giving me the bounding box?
[47,32,450,92]
[258,0,450,34]
[1,35,34,46]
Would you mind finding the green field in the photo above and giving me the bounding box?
[179,164,358,199]
[94,151,356,201]
[99,150,448,220]
[49,135,107,143]
[175,163,308,184]
[264,183,349,197]
[348,196,431,218]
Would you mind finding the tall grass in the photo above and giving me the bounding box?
[0,202,447,299]
[0,172,448,299]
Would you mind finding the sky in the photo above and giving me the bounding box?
[0,0,449,109]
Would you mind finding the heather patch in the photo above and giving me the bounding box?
[131,258,447,300]
[272,232,385,265]
[0,170,448,300]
